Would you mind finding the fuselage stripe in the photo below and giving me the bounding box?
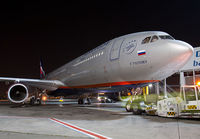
[59,80,159,89]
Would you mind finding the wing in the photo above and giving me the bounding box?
[0,77,65,91]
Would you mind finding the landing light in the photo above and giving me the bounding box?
[197,82,200,86]
[42,96,47,101]
[148,84,153,88]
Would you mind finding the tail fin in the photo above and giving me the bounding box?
[40,59,46,79]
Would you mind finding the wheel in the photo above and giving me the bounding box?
[136,109,143,115]
[37,98,41,105]
[132,104,140,115]
[30,97,35,105]
[78,98,83,104]
[125,103,132,112]
[87,98,91,105]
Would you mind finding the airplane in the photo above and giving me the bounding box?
[0,31,193,105]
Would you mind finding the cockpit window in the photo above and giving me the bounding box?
[151,35,159,42]
[159,35,174,40]
[141,36,151,44]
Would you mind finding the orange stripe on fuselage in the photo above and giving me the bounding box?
[59,80,159,89]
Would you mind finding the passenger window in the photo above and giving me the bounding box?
[151,35,158,42]
[141,36,151,44]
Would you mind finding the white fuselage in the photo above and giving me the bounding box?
[46,31,193,89]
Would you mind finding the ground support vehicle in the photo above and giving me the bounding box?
[125,85,200,118]
[148,85,200,118]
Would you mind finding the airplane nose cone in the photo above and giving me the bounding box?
[160,40,194,73]
[170,41,193,64]
[150,40,193,81]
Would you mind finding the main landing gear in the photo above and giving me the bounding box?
[78,97,91,105]
[30,96,42,105]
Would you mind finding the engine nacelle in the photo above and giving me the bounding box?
[8,83,29,103]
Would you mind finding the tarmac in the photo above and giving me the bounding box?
[0,101,200,139]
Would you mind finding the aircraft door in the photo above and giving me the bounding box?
[110,38,124,61]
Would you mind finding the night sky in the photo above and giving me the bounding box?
[0,1,199,79]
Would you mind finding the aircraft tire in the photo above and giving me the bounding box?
[78,99,81,104]
[87,98,91,105]
[78,98,84,104]
[30,97,35,105]
[38,98,42,105]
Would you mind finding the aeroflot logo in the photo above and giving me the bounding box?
[123,40,137,54]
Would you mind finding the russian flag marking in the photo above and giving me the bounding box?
[137,50,146,56]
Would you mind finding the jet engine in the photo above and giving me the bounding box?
[8,83,29,103]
